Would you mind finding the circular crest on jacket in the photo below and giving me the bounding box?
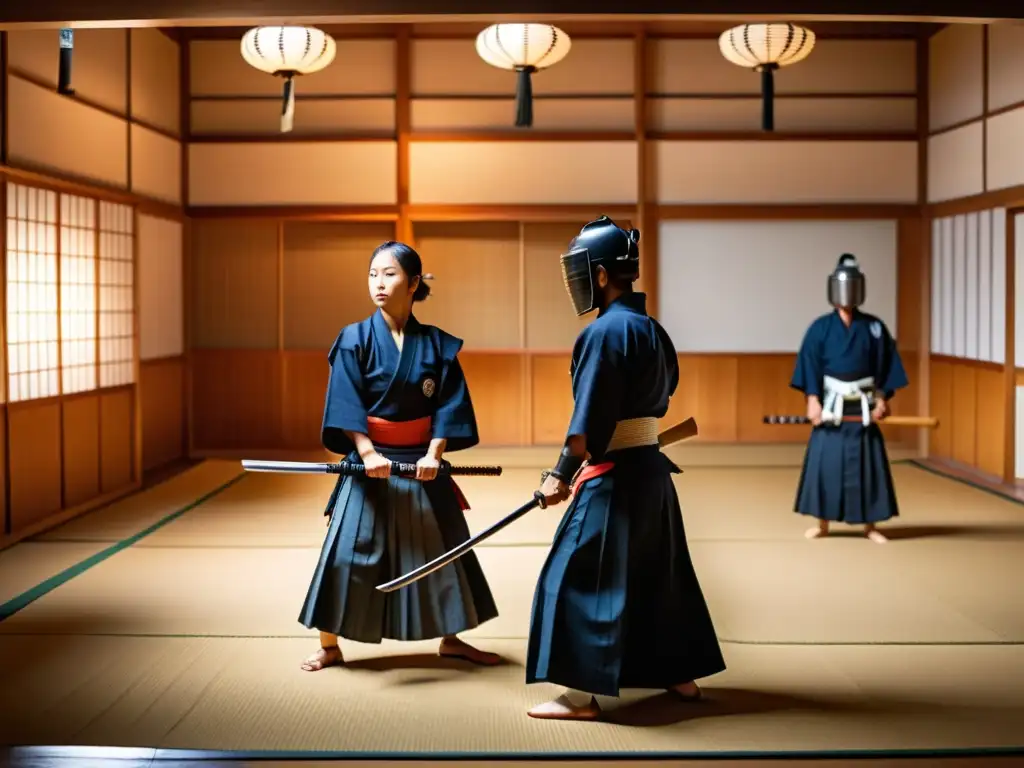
[559,216,641,316]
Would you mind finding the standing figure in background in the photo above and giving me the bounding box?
[526,217,725,721]
[298,241,500,671]
[790,253,909,544]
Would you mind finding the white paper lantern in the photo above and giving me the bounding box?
[475,23,572,128]
[719,23,816,131]
[241,26,337,133]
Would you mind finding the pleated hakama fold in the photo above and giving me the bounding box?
[794,422,900,524]
[526,447,726,697]
[298,443,498,643]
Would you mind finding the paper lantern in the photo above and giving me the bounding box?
[240,26,337,133]
[475,23,572,128]
[719,23,815,131]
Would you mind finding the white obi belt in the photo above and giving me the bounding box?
[821,376,875,426]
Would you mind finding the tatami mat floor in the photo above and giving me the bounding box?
[1,445,1023,762]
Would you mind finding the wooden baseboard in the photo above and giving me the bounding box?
[0,480,142,551]
[913,456,1024,504]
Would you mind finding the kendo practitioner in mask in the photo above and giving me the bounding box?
[790,254,909,544]
[526,217,726,721]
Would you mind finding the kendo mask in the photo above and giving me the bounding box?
[560,216,641,316]
[828,253,866,309]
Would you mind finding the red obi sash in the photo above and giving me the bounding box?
[571,461,615,496]
[365,416,470,511]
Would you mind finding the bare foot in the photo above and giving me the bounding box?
[670,680,702,701]
[805,525,828,539]
[301,645,343,671]
[438,636,501,666]
[866,528,888,544]
[528,694,602,720]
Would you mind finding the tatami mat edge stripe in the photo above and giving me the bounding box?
[0,473,247,623]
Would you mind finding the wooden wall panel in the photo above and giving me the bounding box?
[282,221,397,351]
[647,97,917,134]
[929,357,1004,478]
[140,357,184,471]
[927,123,984,203]
[531,353,573,446]
[61,394,101,508]
[523,222,592,350]
[188,142,399,206]
[7,402,62,530]
[100,388,134,492]
[282,351,328,450]
[654,141,918,204]
[139,214,184,360]
[459,352,526,446]
[987,24,1024,112]
[986,108,1024,193]
[191,349,283,450]
[408,141,637,205]
[928,24,985,132]
[190,219,279,349]
[7,29,128,114]
[131,125,183,204]
[130,28,181,136]
[0,407,6,534]
[192,99,396,137]
[411,221,521,349]
[7,77,129,188]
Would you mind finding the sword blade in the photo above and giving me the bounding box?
[241,460,339,474]
[375,491,546,593]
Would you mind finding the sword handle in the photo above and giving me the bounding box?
[763,415,811,425]
[340,461,502,477]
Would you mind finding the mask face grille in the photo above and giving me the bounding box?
[828,272,865,308]
[560,249,595,316]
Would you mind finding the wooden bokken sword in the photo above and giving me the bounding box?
[375,417,700,593]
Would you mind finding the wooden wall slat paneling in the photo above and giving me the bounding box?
[7,29,129,115]
[408,141,638,205]
[191,98,397,137]
[131,124,183,204]
[100,388,134,492]
[410,98,635,134]
[140,357,184,471]
[928,356,1005,478]
[188,142,399,206]
[987,24,1024,113]
[927,122,984,203]
[7,76,129,189]
[130,27,181,136]
[410,221,522,349]
[190,219,279,349]
[985,107,1024,194]
[61,394,101,508]
[648,39,917,95]
[928,23,984,132]
[0,407,6,534]
[282,221,397,351]
[187,349,929,453]
[191,349,284,450]
[7,401,62,529]
[522,222,592,350]
[654,141,918,204]
[646,97,918,134]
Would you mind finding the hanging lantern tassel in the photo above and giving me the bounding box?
[758,62,778,132]
[475,24,572,130]
[718,23,816,134]
[280,73,296,133]
[514,65,536,128]
[58,28,75,95]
